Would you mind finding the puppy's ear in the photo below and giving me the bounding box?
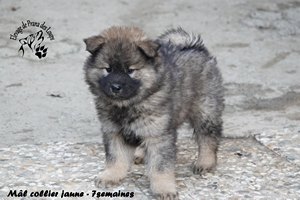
[84,35,105,54]
[137,40,160,58]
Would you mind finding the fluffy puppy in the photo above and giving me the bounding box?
[83,26,224,200]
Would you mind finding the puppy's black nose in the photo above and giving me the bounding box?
[111,83,122,93]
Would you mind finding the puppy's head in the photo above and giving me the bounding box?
[84,26,160,105]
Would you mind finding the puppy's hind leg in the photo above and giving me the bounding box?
[192,119,222,175]
[134,143,146,164]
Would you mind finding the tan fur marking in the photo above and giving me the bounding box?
[96,160,128,184]
[134,145,145,164]
[150,171,176,194]
[96,134,134,185]
[196,143,217,171]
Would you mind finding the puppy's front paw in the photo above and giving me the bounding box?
[150,172,177,200]
[94,169,126,188]
[155,192,179,200]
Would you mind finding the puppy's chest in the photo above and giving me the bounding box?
[106,105,169,138]
[107,106,145,145]
[108,106,141,126]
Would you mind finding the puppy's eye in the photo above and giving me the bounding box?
[127,68,135,74]
[105,67,112,73]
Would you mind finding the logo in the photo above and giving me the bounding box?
[10,20,55,59]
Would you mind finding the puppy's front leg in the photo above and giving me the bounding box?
[95,132,134,187]
[145,134,178,200]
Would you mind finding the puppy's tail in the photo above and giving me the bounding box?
[158,27,206,51]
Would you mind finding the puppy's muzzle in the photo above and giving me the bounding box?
[110,83,123,94]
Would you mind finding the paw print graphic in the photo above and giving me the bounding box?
[35,45,47,59]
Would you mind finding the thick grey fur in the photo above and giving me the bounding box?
[84,27,224,200]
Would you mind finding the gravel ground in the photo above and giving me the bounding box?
[1,137,299,199]
[0,0,300,199]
